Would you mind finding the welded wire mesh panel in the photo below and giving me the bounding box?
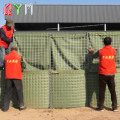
[14,32,50,70]
[51,70,86,108]
[23,71,49,108]
[88,32,120,70]
[50,33,87,70]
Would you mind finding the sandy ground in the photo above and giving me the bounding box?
[0,107,120,120]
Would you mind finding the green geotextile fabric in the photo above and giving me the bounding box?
[14,33,87,70]
[50,33,87,70]
[14,33,50,70]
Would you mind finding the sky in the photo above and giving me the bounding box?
[0,0,120,27]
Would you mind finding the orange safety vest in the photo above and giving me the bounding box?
[98,45,117,75]
[5,51,22,80]
[0,25,13,48]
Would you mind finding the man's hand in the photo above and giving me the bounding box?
[88,48,94,53]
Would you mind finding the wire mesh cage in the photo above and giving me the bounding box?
[1,31,120,108]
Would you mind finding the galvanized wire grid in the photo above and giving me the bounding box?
[14,33,50,70]
[50,33,87,70]
[23,71,49,108]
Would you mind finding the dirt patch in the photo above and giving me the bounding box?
[0,107,120,120]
